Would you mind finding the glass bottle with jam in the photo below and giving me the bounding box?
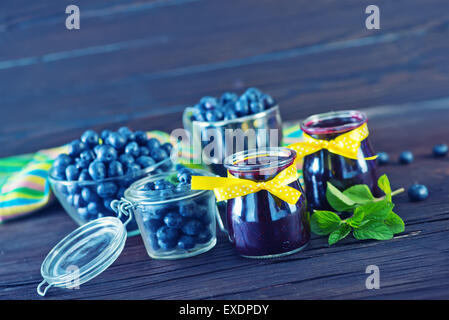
[223,147,310,258]
[300,110,380,213]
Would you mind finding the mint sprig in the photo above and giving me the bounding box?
[310,174,405,245]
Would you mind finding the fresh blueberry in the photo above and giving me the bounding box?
[139,146,150,156]
[68,140,86,158]
[126,163,142,176]
[78,207,89,220]
[96,145,118,163]
[80,130,99,147]
[181,219,203,236]
[78,169,92,181]
[150,148,168,162]
[177,235,196,250]
[179,202,196,218]
[156,226,179,242]
[49,166,66,180]
[105,132,127,150]
[96,182,118,198]
[134,131,148,145]
[153,179,169,190]
[245,87,262,100]
[108,161,124,177]
[125,142,140,158]
[87,202,99,215]
[143,206,168,220]
[200,96,218,109]
[377,152,390,166]
[260,94,276,109]
[163,212,184,228]
[100,129,111,141]
[158,239,177,250]
[224,109,237,120]
[81,187,99,203]
[119,154,135,166]
[220,92,238,105]
[161,143,173,155]
[136,156,155,168]
[143,218,164,233]
[66,184,80,194]
[249,101,264,114]
[88,161,106,180]
[142,182,155,191]
[103,198,115,212]
[149,234,160,251]
[234,98,250,117]
[399,151,414,164]
[66,194,74,205]
[74,157,90,170]
[56,184,69,195]
[65,165,80,181]
[72,193,86,208]
[408,184,429,202]
[53,154,72,170]
[116,187,126,198]
[205,110,219,122]
[196,229,212,244]
[192,109,206,122]
[432,144,448,158]
[147,138,161,151]
[80,150,95,162]
[118,126,134,141]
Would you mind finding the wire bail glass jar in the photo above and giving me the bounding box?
[112,169,219,259]
[222,147,310,258]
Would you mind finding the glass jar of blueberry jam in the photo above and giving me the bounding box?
[300,110,380,213]
[115,168,218,259]
[223,148,310,258]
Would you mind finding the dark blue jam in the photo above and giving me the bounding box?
[301,114,380,214]
[226,155,310,257]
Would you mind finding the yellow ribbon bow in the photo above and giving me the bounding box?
[288,123,377,160]
[191,163,302,205]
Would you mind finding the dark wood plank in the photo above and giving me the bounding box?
[1,101,449,299]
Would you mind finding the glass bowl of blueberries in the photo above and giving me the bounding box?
[182,88,283,176]
[48,127,174,236]
[111,165,220,259]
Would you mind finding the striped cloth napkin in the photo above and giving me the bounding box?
[0,126,302,222]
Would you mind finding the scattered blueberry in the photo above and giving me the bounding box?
[399,151,414,165]
[432,144,448,158]
[408,184,429,202]
[376,152,390,166]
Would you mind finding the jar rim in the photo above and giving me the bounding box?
[301,110,367,136]
[124,168,215,204]
[224,147,296,173]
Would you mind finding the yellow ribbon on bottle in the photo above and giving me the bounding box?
[288,122,377,160]
[191,163,302,205]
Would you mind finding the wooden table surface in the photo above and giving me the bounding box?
[1,0,449,299]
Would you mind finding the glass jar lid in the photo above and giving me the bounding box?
[37,216,129,296]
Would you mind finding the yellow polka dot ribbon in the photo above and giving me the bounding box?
[191,164,302,205]
[288,123,377,160]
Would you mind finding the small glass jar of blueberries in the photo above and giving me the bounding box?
[112,165,219,259]
[48,127,173,236]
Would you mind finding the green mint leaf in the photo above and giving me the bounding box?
[342,184,375,204]
[359,199,394,221]
[326,182,356,212]
[328,223,351,246]
[378,174,392,200]
[353,220,393,240]
[347,207,365,228]
[384,211,405,234]
[311,210,342,235]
